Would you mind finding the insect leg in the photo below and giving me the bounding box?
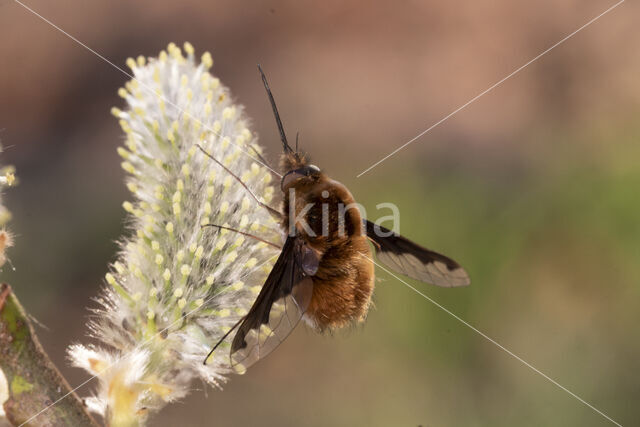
[197,144,282,219]
[203,316,244,365]
[247,144,279,180]
[202,223,282,249]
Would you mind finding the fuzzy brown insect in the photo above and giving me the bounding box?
[203,66,470,371]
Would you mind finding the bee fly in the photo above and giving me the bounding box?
[202,66,470,371]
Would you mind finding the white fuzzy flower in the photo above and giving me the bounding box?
[0,143,16,426]
[0,143,16,268]
[69,42,280,426]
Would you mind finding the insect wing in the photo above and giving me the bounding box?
[230,236,314,371]
[365,220,470,287]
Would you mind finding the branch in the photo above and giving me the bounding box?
[0,284,99,427]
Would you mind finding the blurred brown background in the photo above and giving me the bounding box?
[1,0,639,425]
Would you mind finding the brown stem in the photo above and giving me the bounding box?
[0,284,99,426]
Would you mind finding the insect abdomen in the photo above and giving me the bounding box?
[301,180,375,330]
[306,235,374,330]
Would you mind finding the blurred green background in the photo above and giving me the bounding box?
[1,0,639,425]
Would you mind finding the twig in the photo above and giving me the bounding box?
[0,284,98,426]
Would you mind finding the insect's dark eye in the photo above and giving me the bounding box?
[281,165,321,190]
[299,165,320,176]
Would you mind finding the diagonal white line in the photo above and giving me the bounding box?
[356,0,625,178]
[365,254,623,426]
[18,254,280,427]
[11,0,282,178]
